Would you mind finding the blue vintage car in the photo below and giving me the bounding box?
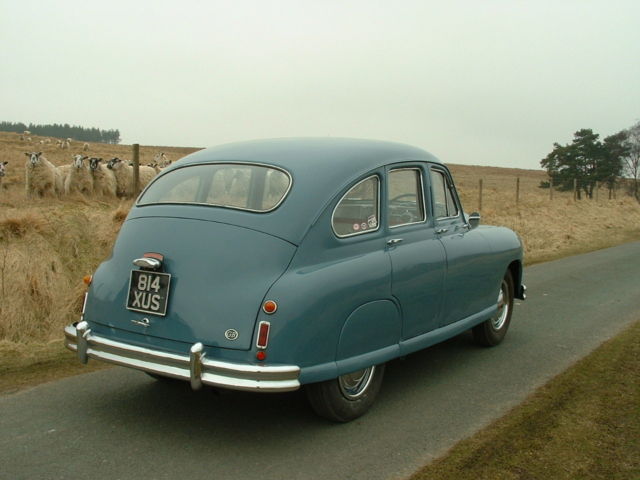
[65,138,525,421]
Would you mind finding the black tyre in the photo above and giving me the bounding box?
[305,364,385,422]
[473,270,514,347]
[145,371,182,383]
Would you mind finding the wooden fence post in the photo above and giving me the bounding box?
[595,181,599,201]
[573,178,578,201]
[550,177,554,200]
[478,178,483,211]
[131,143,140,197]
[516,177,520,205]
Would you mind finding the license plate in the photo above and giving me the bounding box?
[126,270,171,316]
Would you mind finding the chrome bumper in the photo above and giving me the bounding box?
[64,322,300,392]
[517,284,527,300]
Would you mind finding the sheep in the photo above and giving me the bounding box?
[57,163,71,188]
[140,166,157,189]
[107,157,158,196]
[64,154,93,195]
[107,157,133,197]
[24,130,31,135]
[147,162,162,173]
[0,161,8,190]
[24,152,62,197]
[153,152,171,167]
[88,157,117,197]
[83,142,89,151]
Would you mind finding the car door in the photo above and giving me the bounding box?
[429,166,495,327]
[385,164,446,340]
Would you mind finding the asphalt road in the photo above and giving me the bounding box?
[1,242,639,480]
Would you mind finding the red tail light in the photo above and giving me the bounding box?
[262,300,278,314]
[256,321,270,349]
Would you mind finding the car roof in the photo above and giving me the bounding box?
[157,138,442,244]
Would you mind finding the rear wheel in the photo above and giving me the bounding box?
[473,270,514,346]
[145,371,182,384]
[305,364,385,422]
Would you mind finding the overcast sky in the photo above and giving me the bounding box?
[1,0,638,169]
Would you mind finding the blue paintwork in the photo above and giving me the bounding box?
[81,138,524,387]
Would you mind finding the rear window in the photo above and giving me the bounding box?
[138,163,292,212]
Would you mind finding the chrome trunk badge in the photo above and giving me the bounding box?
[131,318,151,327]
[225,329,239,341]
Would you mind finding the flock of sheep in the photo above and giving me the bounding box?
[18,131,84,150]
[22,151,171,198]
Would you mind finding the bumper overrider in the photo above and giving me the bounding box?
[64,321,301,392]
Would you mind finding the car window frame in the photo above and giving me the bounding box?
[331,174,381,239]
[387,166,428,229]
[136,162,293,213]
[429,166,462,221]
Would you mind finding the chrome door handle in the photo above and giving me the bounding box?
[386,238,403,246]
[436,228,449,234]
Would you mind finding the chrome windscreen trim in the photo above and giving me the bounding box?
[63,323,300,392]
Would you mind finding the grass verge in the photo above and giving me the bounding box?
[0,341,110,395]
[410,320,640,480]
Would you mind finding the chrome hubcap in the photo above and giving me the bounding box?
[491,280,509,330]
[338,366,375,400]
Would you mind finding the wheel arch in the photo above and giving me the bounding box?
[508,260,526,300]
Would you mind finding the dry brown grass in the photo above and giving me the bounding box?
[449,164,640,264]
[0,131,639,361]
[0,131,198,349]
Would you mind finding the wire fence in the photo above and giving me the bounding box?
[451,167,630,213]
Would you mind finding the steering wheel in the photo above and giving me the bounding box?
[390,193,417,203]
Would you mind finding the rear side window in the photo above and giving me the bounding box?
[138,163,291,212]
[332,176,380,237]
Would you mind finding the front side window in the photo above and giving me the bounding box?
[332,176,380,237]
[431,169,459,219]
[138,163,291,212]
[388,168,426,227]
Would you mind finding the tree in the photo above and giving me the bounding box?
[623,121,640,201]
[0,121,121,144]
[541,128,625,199]
[602,131,629,190]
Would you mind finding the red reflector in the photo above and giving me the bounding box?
[143,252,164,261]
[257,321,270,349]
[262,300,278,314]
[256,351,267,361]
[83,275,92,286]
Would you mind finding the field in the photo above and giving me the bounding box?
[1,131,639,386]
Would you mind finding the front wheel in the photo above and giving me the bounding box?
[305,364,385,422]
[473,270,514,347]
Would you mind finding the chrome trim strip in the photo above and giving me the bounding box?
[63,323,300,392]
